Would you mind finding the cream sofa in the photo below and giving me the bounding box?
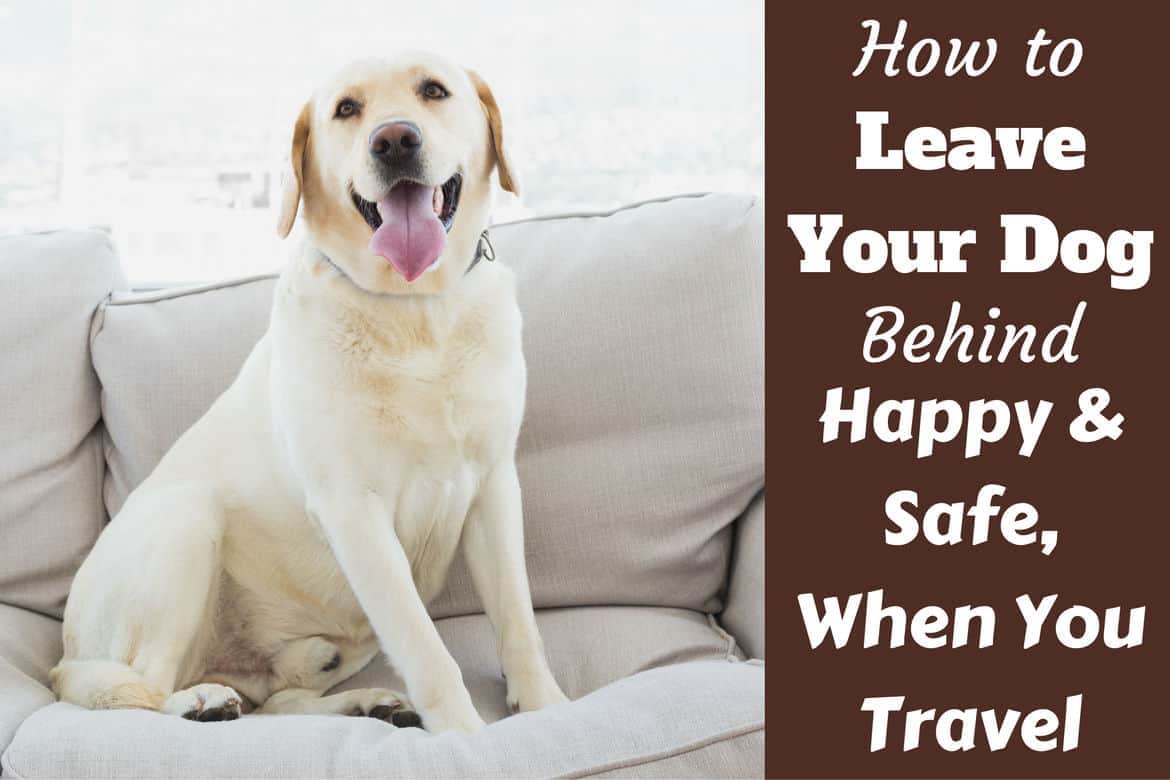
[0,193,764,778]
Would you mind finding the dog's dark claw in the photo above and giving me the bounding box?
[391,709,423,728]
[188,702,240,722]
[197,706,229,722]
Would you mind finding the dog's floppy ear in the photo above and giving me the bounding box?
[277,101,312,238]
[466,69,518,195]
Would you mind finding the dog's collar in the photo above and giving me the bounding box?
[316,229,496,288]
[466,230,496,274]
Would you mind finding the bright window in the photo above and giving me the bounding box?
[0,0,763,282]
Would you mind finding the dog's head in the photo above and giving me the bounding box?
[278,53,517,294]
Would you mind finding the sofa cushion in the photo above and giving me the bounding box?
[336,606,744,723]
[0,604,63,763]
[3,659,763,779]
[91,193,765,617]
[1,606,759,778]
[92,276,276,515]
[721,491,765,660]
[0,230,126,619]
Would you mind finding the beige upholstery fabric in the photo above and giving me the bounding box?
[335,606,744,724]
[93,276,276,515]
[721,491,765,659]
[576,727,765,778]
[5,660,764,779]
[1,607,760,778]
[0,230,125,619]
[0,605,62,766]
[92,194,766,618]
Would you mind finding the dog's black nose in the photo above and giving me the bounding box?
[369,122,422,166]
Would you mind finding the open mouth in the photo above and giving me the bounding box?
[351,173,462,233]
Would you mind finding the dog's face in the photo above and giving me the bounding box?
[278,53,516,295]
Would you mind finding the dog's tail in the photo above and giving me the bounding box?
[49,660,166,710]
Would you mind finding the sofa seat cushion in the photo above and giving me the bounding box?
[336,605,744,723]
[0,230,126,619]
[0,605,63,764]
[2,608,761,778]
[92,193,765,619]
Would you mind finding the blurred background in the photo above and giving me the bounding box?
[0,0,763,282]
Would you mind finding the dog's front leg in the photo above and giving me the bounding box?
[464,460,569,713]
[313,489,485,734]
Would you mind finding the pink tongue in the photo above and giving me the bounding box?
[367,182,446,282]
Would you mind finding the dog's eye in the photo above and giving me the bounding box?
[420,81,450,101]
[334,98,360,119]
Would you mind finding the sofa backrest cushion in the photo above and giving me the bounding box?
[94,277,276,515]
[0,230,126,618]
[92,193,764,616]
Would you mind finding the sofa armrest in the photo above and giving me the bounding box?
[0,605,62,763]
[721,491,764,659]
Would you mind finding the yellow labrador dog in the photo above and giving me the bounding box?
[51,52,568,734]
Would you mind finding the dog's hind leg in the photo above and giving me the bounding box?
[49,659,166,710]
[53,483,232,715]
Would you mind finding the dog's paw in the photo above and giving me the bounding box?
[162,683,243,722]
[418,707,486,735]
[506,670,570,714]
[343,688,421,728]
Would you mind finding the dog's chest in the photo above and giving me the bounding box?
[328,300,522,463]
[275,272,525,483]
[273,271,524,599]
